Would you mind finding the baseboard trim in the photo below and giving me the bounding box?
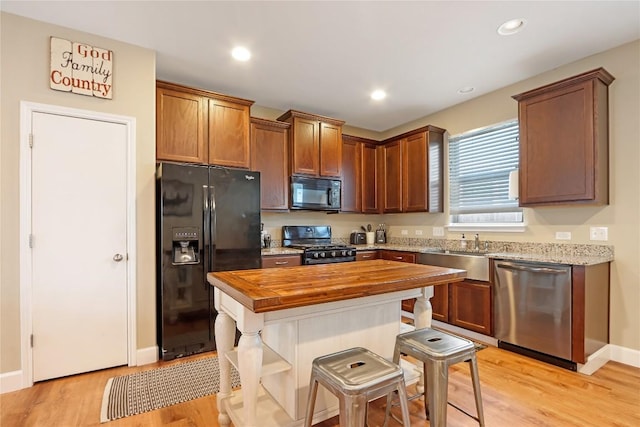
[136,346,158,366]
[578,345,610,375]
[609,344,640,368]
[0,370,24,394]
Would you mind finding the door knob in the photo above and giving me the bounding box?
[113,253,124,262]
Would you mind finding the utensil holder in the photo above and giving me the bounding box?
[366,232,375,245]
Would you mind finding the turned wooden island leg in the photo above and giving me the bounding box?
[413,286,435,394]
[215,311,235,427]
[237,331,263,427]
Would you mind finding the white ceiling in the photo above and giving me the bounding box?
[2,1,639,132]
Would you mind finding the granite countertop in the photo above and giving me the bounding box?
[262,242,613,266]
[355,243,612,266]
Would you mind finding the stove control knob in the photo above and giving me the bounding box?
[313,252,320,259]
[320,252,326,258]
[348,250,355,256]
[341,250,347,256]
[331,251,337,257]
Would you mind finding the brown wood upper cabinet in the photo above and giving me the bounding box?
[156,81,254,168]
[277,110,345,178]
[513,68,614,206]
[341,135,362,212]
[250,118,290,211]
[380,126,445,213]
[341,135,379,213]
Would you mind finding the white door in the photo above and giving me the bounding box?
[31,111,129,382]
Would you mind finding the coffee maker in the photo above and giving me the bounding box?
[375,224,387,243]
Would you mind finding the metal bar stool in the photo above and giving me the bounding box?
[385,328,485,427]
[304,347,411,427]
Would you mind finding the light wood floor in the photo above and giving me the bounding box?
[1,346,639,427]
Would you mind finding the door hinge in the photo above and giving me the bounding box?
[30,334,34,348]
[29,133,33,148]
[29,234,34,248]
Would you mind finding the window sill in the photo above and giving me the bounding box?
[446,223,526,233]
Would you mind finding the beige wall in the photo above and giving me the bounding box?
[259,41,640,352]
[0,13,157,373]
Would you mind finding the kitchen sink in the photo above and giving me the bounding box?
[418,251,490,281]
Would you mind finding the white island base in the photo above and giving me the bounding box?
[213,286,434,427]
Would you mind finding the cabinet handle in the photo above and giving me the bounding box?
[274,261,289,265]
[394,256,403,260]
[362,255,372,259]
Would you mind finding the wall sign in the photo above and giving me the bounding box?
[50,37,113,99]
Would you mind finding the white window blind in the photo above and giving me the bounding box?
[449,120,522,224]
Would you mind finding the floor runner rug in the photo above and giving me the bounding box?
[100,356,240,422]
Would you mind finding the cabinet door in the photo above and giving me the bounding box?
[381,140,402,213]
[515,68,612,206]
[262,255,301,268]
[362,143,379,213]
[250,119,290,211]
[208,99,251,169]
[156,87,207,163]
[449,279,492,335]
[341,137,362,212]
[430,284,449,322]
[291,117,319,176]
[403,132,428,212]
[319,122,342,177]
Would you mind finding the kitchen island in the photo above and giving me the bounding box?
[208,259,466,427]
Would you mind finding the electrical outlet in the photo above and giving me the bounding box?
[555,231,572,240]
[433,227,445,237]
[590,227,608,241]
[415,230,423,235]
[401,229,408,236]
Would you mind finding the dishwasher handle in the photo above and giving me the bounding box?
[496,263,568,274]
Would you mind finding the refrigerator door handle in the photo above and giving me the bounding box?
[209,185,216,275]
[202,184,211,284]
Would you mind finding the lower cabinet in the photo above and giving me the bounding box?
[262,254,301,268]
[379,250,416,312]
[449,280,492,335]
[430,284,449,322]
[430,279,492,335]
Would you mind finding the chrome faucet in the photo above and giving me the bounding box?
[474,233,480,251]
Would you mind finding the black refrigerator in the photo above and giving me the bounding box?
[156,162,261,360]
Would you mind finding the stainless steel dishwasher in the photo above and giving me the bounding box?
[494,260,573,366]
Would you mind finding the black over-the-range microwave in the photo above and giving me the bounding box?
[290,176,341,211]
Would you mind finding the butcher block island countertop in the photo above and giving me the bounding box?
[208,259,467,313]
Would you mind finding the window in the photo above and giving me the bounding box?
[448,120,522,228]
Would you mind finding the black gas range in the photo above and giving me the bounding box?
[282,225,356,265]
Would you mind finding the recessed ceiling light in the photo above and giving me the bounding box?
[497,18,527,36]
[457,86,475,94]
[231,46,251,61]
[371,89,386,101]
